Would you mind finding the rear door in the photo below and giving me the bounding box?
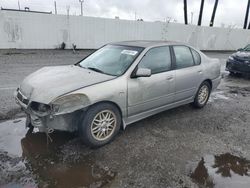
[127,46,175,116]
[172,46,203,102]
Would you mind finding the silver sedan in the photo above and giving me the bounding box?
[15,41,221,147]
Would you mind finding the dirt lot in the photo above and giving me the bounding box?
[0,50,250,188]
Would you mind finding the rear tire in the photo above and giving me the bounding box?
[192,81,211,108]
[79,103,121,148]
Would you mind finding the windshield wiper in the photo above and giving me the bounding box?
[79,66,116,76]
[86,67,105,74]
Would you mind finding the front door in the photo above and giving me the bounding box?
[127,46,175,116]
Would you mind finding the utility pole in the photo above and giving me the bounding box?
[198,0,204,26]
[18,0,21,10]
[244,0,250,29]
[54,1,57,15]
[183,0,188,25]
[79,0,84,16]
[209,0,219,27]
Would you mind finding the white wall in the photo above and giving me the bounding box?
[0,10,250,50]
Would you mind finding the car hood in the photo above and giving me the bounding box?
[19,65,115,104]
[233,51,250,60]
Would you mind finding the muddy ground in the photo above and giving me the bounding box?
[0,50,250,188]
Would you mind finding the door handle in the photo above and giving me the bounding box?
[198,70,203,74]
[166,76,174,81]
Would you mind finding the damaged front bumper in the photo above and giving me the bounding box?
[226,59,250,74]
[15,88,83,132]
[25,112,81,132]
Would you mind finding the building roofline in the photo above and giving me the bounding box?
[0,8,52,14]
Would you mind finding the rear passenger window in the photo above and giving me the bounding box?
[173,46,194,69]
[191,49,201,65]
[138,46,172,74]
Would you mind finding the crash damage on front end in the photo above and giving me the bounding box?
[14,65,114,133]
[15,89,89,133]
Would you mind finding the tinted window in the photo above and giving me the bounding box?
[173,46,194,69]
[191,49,201,65]
[244,44,250,51]
[138,46,172,74]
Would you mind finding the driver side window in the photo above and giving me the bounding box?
[138,46,172,74]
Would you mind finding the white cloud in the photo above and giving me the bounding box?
[0,0,248,27]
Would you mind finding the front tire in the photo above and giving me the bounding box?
[192,81,211,108]
[79,103,121,147]
[229,71,235,75]
[229,71,242,77]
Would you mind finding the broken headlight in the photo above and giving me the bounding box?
[30,102,51,116]
[51,94,90,115]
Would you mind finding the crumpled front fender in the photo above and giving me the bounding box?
[51,93,91,116]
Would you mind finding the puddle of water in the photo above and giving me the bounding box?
[38,162,115,188]
[0,118,27,156]
[0,118,116,188]
[189,153,250,188]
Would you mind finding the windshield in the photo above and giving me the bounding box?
[79,45,144,76]
[244,44,250,51]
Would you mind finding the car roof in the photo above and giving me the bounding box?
[109,40,185,48]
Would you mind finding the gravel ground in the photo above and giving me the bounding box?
[0,50,250,188]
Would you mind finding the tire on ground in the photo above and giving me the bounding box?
[192,81,211,108]
[79,102,121,147]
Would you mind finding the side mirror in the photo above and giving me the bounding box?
[134,68,151,78]
[237,48,243,51]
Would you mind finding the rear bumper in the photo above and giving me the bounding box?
[212,76,221,91]
[226,60,250,74]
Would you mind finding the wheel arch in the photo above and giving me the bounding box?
[195,79,212,95]
[202,79,212,89]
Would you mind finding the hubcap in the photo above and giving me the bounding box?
[198,85,209,105]
[91,110,117,141]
